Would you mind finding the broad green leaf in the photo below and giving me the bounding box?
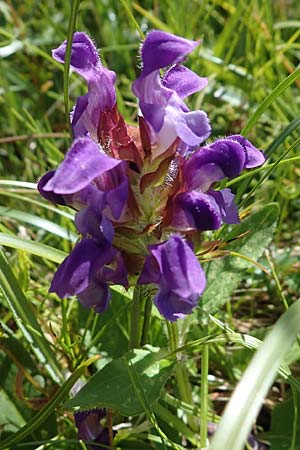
[83,288,130,363]
[0,390,26,434]
[209,298,300,450]
[65,346,175,416]
[202,203,279,314]
[261,393,300,449]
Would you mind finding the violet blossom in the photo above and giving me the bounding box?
[138,235,206,321]
[53,32,116,139]
[132,30,211,156]
[169,136,265,231]
[38,30,265,321]
[75,409,112,450]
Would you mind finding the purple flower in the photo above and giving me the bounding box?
[170,136,265,231]
[38,136,129,222]
[132,30,211,156]
[138,235,206,321]
[50,238,128,313]
[53,32,116,139]
[75,409,112,450]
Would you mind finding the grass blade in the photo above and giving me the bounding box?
[0,249,62,383]
[0,206,76,242]
[209,298,300,450]
[241,67,300,135]
[0,233,67,263]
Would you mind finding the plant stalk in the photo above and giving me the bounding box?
[129,285,143,349]
[167,321,197,431]
[200,326,209,449]
[64,0,81,138]
[141,293,152,346]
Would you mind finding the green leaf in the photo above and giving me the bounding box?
[209,298,300,450]
[0,390,26,435]
[65,346,175,416]
[202,203,279,314]
[261,393,300,450]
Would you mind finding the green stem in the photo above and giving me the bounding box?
[120,0,145,39]
[129,285,143,349]
[64,0,81,137]
[200,325,209,449]
[153,403,198,446]
[141,294,152,346]
[166,321,196,431]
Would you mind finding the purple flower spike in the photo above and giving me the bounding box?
[132,30,211,155]
[53,32,116,138]
[138,235,206,321]
[75,409,113,450]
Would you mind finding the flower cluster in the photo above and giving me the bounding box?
[38,31,265,321]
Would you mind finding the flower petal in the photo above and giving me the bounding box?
[163,65,208,99]
[71,94,89,137]
[140,30,200,77]
[172,191,222,231]
[77,280,111,313]
[53,32,116,139]
[37,171,66,205]
[208,188,240,224]
[52,32,100,80]
[184,138,246,190]
[229,134,266,168]
[141,235,206,298]
[154,288,200,322]
[50,238,115,298]
[171,106,211,146]
[75,207,114,242]
[43,137,123,195]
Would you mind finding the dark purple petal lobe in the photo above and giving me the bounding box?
[184,138,246,189]
[50,238,115,298]
[154,288,199,322]
[173,191,222,231]
[37,171,66,205]
[209,188,240,224]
